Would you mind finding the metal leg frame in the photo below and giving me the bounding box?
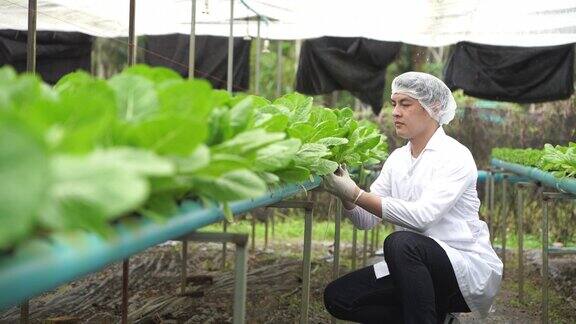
[501,175,507,278]
[122,259,129,324]
[515,183,528,303]
[351,227,357,271]
[266,200,315,324]
[540,191,576,324]
[19,300,29,324]
[331,199,342,324]
[251,215,256,253]
[179,232,249,324]
[223,220,228,269]
[362,230,368,267]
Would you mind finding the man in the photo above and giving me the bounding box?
[322,72,502,324]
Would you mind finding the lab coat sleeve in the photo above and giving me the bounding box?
[381,159,475,232]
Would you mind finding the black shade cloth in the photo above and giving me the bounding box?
[0,29,93,84]
[444,42,575,103]
[295,37,401,114]
[145,34,250,92]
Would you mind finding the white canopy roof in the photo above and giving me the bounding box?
[1,0,575,47]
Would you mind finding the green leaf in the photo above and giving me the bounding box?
[229,96,254,134]
[274,93,312,123]
[39,153,150,231]
[0,117,49,249]
[141,193,179,221]
[316,137,349,147]
[196,153,251,176]
[254,138,301,172]
[310,158,339,175]
[308,120,340,142]
[174,145,210,174]
[287,123,314,141]
[193,169,267,201]
[127,114,207,156]
[258,171,280,184]
[108,74,158,122]
[89,147,175,177]
[49,72,118,153]
[254,113,289,132]
[212,129,285,155]
[123,64,182,85]
[158,79,213,120]
[222,202,233,222]
[275,166,311,182]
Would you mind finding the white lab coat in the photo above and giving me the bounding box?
[344,127,502,318]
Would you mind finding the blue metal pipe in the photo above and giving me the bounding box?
[477,170,530,184]
[0,178,321,310]
[491,159,576,195]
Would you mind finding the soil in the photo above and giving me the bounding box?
[1,241,575,323]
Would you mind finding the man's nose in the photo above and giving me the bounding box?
[392,105,401,118]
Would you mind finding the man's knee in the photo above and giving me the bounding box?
[323,280,341,316]
[384,231,421,262]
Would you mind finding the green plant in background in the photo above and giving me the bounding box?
[541,142,576,178]
[491,148,544,168]
[0,64,388,250]
[491,142,576,179]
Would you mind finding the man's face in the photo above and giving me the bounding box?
[390,93,436,140]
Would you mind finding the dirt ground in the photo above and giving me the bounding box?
[1,240,575,323]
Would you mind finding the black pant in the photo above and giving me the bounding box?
[324,231,470,324]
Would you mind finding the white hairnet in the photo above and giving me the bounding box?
[391,72,457,125]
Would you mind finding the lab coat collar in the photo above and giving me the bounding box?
[406,126,446,157]
[423,126,446,152]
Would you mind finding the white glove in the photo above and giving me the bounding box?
[322,164,360,201]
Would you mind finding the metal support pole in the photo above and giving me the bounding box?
[501,176,508,278]
[128,0,137,66]
[233,241,248,324]
[542,194,549,324]
[181,240,188,294]
[370,228,376,256]
[332,199,341,280]
[122,259,129,324]
[489,172,495,244]
[264,214,269,250]
[188,0,197,78]
[254,17,261,95]
[294,39,302,73]
[271,211,275,240]
[362,230,368,267]
[222,220,228,269]
[275,40,283,98]
[26,0,37,73]
[351,227,357,270]
[251,215,256,252]
[227,0,234,92]
[179,232,248,324]
[19,301,29,324]
[375,226,380,252]
[266,200,315,323]
[516,184,525,303]
[301,204,313,324]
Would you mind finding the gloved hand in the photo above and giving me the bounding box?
[322,164,361,201]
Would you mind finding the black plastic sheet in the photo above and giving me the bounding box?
[444,42,574,103]
[295,37,401,114]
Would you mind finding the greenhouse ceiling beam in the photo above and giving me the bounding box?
[491,159,576,195]
[227,0,234,92]
[0,178,320,310]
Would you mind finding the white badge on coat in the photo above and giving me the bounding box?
[373,261,390,278]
